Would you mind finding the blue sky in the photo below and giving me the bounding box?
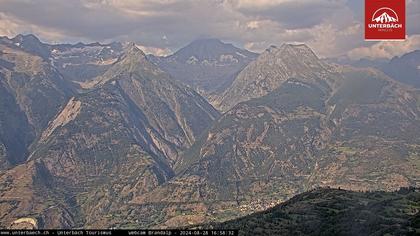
[0,0,419,58]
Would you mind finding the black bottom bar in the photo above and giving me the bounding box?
[0,230,238,236]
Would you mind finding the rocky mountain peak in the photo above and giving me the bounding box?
[284,43,317,57]
[215,43,329,111]
[185,38,227,52]
[123,42,147,58]
[170,38,256,63]
[77,42,160,88]
[148,38,258,97]
[262,43,319,62]
[114,42,149,70]
[12,34,41,44]
[7,34,51,59]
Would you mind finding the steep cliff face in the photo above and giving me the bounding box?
[30,84,176,227]
[76,44,220,165]
[0,80,33,168]
[0,43,220,228]
[0,37,73,168]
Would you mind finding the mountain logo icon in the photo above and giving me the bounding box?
[365,0,405,40]
[371,7,399,23]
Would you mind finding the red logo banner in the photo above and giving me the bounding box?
[365,0,406,40]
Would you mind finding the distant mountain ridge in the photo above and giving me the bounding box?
[1,34,125,85]
[383,50,420,88]
[214,43,334,111]
[167,38,256,63]
[329,50,420,88]
[149,38,258,101]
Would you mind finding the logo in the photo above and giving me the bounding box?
[365,0,405,41]
[372,8,398,23]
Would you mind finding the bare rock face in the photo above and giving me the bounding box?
[79,43,220,165]
[40,97,81,142]
[9,218,38,229]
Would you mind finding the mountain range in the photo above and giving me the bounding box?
[329,50,420,89]
[0,35,219,228]
[124,42,420,228]
[0,34,419,232]
[148,38,257,103]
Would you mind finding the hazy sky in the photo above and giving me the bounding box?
[0,0,419,59]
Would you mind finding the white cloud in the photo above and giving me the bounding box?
[348,35,420,60]
[0,12,74,43]
[0,0,418,59]
[0,13,21,37]
[246,21,260,30]
[227,0,291,10]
